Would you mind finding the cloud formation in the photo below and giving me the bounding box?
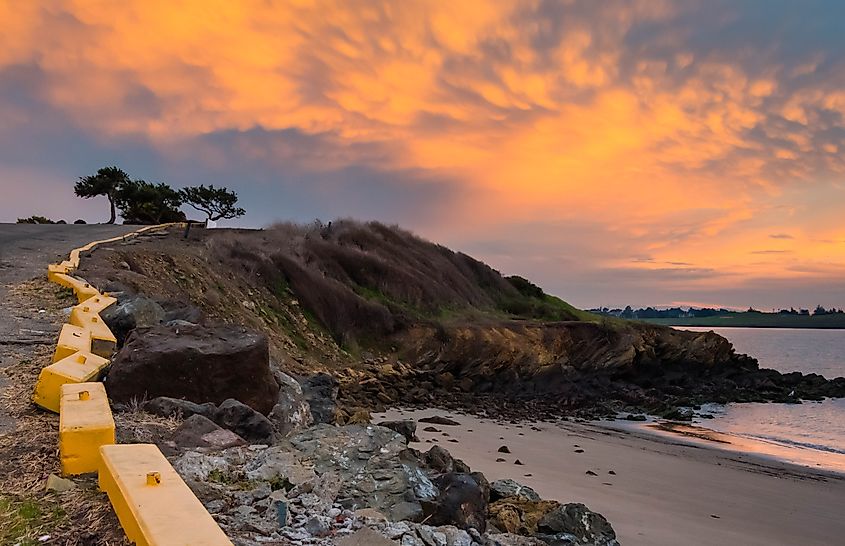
[0,0,843,308]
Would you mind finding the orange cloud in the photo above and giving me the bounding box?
[1,0,844,305]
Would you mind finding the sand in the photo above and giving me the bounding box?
[374,408,845,546]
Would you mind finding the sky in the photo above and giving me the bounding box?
[1,0,844,310]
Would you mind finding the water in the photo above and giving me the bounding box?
[677,327,845,471]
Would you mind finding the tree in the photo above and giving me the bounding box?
[179,184,245,222]
[114,180,185,225]
[74,166,130,224]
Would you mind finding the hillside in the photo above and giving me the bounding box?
[78,221,845,419]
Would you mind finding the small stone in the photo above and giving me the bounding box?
[497,446,511,454]
[586,470,597,476]
[608,470,616,475]
[304,515,331,537]
[574,449,584,453]
[418,416,460,426]
[496,458,506,462]
[514,459,524,465]
[45,474,77,492]
[423,426,440,433]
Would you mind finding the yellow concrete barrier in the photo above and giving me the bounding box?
[69,306,117,357]
[99,444,233,546]
[48,262,75,282]
[53,323,92,362]
[59,382,115,475]
[33,350,109,412]
[50,273,101,302]
[76,294,117,315]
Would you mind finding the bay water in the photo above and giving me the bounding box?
[677,327,845,470]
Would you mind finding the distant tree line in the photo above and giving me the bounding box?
[590,305,845,319]
[73,166,245,225]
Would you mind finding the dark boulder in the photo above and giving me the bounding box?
[421,445,471,474]
[144,396,217,420]
[537,503,619,546]
[425,472,488,532]
[101,296,165,346]
[106,324,279,415]
[377,419,418,443]
[169,414,246,450]
[301,373,339,424]
[267,369,313,437]
[213,399,276,444]
[490,479,540,502]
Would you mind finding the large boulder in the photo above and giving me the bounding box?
[101,296,166,346]
[488,498,561,536]
[490,479,541,502]
[267,370,313,437]
[421,445,471,474]
[106,324,279,414]
[289,424,438,521]
[377,420,418,443]
[425,473,488,532]
[143,396,217,420]
[537,503,619,546]
[301,373,339,424]
[169,414,246,451]
[213,399,276,445]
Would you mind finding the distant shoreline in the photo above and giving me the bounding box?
[641,317,845,329]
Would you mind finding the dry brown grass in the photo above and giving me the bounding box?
[0,280,128,545]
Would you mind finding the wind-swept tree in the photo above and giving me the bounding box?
[114,180,185,225]
[74,166,130,224]
[179,184,245,222]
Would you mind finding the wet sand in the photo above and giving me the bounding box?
[375,408,845,546]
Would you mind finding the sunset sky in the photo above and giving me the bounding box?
[1,1,843,309]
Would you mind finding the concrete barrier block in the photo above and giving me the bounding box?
[69,307,117,357]
[48,262,74,282]
[75,294,117,315]
[59,382,114,475]
[33,350,109,413]
[99,444,233,546]
[74,281,101,303]
[53,323,92,363]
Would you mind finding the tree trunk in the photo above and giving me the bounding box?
[107,195,116,224]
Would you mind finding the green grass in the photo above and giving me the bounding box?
[0,495,67,545]
[642,313,845,329]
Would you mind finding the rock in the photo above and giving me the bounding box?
[537,503,619,546]
[143,396,217,420]
[290,424,437,521]
[425,473,487,532]
[378,420,418,443]
[497,446,511,454]
[301,373,339,424]
[106,324,279,414]
[488,498,560,535]
[490,479,540,502]
[45,474,77,492]
[513,460,524,466]
[624,414,647,421]
[418,416,460,426]
[213,399,276,444]
[336,527,399,546]
[267,369,313,436]
[101,296,166,346]
[169,414,247,450]
[243,446,316,486]
[423,426,441,433]
[421,445,471,474]
[482,534,547,546]
[354,508,388,522]
[304,515,332,537]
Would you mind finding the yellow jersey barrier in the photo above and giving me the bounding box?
[60,382,115,475]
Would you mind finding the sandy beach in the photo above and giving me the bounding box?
[375,408,845,546]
